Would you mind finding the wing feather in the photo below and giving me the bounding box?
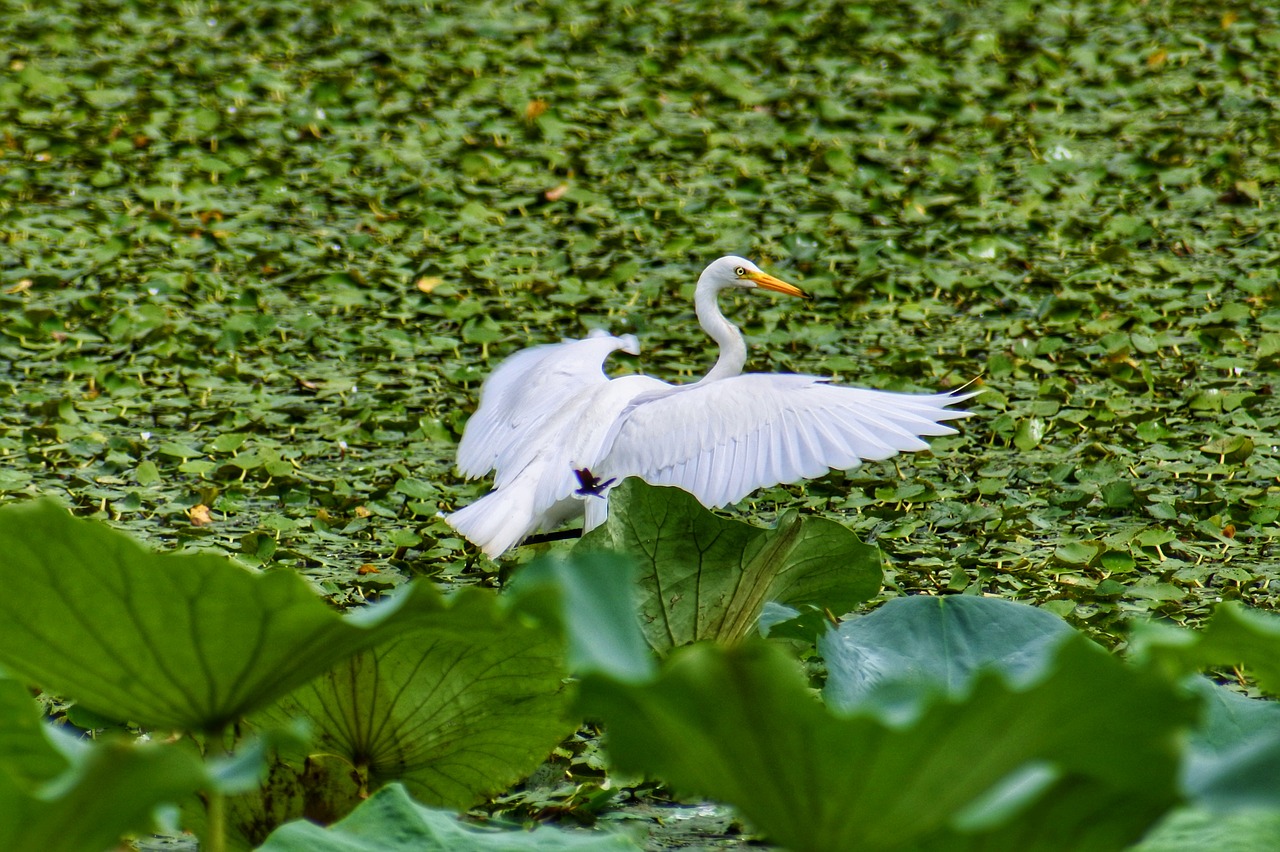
[449,368,668,554]
[456,333,639,479]
[723,434,746,508]
[738,432,756,507]
[597,374,976,509]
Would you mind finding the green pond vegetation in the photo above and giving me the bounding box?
[1,0,1278,849]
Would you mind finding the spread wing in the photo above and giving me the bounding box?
[455,332,639,479]
[595,374,976,508]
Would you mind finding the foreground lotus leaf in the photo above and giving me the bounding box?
[510,552,656,683]
[216,588,574,845]
[577,479,882,653]
[1132,602,1280,697]
[581,636,1193,851]
[820,594,1079,720]
[0,678,207,851]
[0,499,452,732]
[258,782,640,851]
[1178,677,1280,812]
[1131,806,1280,852]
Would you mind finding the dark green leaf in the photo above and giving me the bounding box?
[0,499,451,731]
[0,737,206,852]
[582,637,1192,851]
[509,552,655,683]
[245,588,573,812]
[1133,604,1280,697]
[577,479,881,653]
[1179,678,1280,811]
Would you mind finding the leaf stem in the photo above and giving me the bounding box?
[205,788,227,852]
[203,725,230,852]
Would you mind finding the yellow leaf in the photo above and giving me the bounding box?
[524,98,548,121]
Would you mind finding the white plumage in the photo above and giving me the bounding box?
[446,256,976,557]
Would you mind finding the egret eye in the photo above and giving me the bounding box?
[735,267,747,277]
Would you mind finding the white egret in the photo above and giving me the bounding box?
[447,256,975,557]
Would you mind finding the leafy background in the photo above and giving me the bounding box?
[1,0,1277,675]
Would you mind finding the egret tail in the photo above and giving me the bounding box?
[445,488,537,559]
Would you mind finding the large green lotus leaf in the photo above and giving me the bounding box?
[0,676,285,852]
[1131,807,1280,851]
[0,735,206,852]
[580,638,1192,852]
[576,479,881,653]
[1129,604,1280,812]
[182,739,365,852]
[819,596,1171,846]
[215,587,574,847]
[0,675,205,849]
[821,595,1078,719]
[1132,603,1280,696]
[0,678,73,788]
[915,771,1176,852]
[0,498,449,731]
[1181,677,1280,811]
[508,552,655,682]
[921,762,1177,849]
[258,782,640,851]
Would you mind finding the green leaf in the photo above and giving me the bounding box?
[581,637,1192,851]
[179,459,217,476]
[1258,333,1280,360]
[157,441,202,459]
[509,552,655,683]
[0,678,74,787]
[1132,603,1280,697]
[1100,479,1136,508]
[394,478,437,500]
[1136,529,1178,548]
[1130,615,1280,817]
[193,107,220,133]
[1199,435,1254,463]
[758,602,835,643]
[82,87,135,109]
[577,480,881,653]
[925,772,1182,852]
[0,499,451,731]
[0,677,208,852]
[1132,807,1280,852]
[0,679,207,852]
[820,595,1077,719]
[209,432,250,453]
[1181,678,1280,811]
[245,589,573,812]
[1054,539,1104,567]
[0,741,208,852]
[1101,550,1136,572]
[824,148,855,176]
[1013,417,1044,450]
[258,782,640,851]
[134,460,161,486]
[204,721,313,796]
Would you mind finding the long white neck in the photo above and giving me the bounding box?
[694,282,746,383]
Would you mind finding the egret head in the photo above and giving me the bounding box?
[702,255,807,298]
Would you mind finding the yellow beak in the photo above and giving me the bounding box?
[746,271,808,299]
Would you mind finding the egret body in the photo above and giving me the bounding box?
[447,256,974,557]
